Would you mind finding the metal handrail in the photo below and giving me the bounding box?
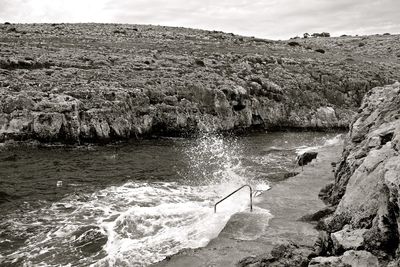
[214,184,253,213]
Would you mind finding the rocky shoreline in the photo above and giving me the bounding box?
[311,82,400,266]
[1,23,400,266]
[1,24,400,144]
[153,82,400,267]
[239,82,400,266]
[153,134,343,267]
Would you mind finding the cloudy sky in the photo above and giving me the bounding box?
[0,0,399,39]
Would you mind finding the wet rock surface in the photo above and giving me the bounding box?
[238,242,312,267]
[310,250,379,267]
[1,24,400,144]
[313,82,400,265]
[297,151,318,166]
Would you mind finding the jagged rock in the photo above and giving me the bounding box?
[319,83,400,262]
[309,250,379,267]
[309,255,344,266]
[32,112,64,141]
[313,231,334,257]
[299,206,336,222]
[341,250,379,267]
[315,107,338,128]
[2,94,35,113]
[388,259,400,267]
[363,183,399,257]
[331,225,366,253]
[237,242,311,267]
[297,152,318,166]
[327,142,396,230]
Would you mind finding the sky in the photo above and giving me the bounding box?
[0,0,399,40]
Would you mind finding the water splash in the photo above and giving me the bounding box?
[0,133,271,266]
[295,134,343,155]
[184,132,246,186]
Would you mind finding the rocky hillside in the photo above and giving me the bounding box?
[314,82,400,266]
[1,23,400,144]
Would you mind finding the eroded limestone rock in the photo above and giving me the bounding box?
[309,250,379,267]
[1,25,399,144]
[331,225,366,253]
[319,82,400,263]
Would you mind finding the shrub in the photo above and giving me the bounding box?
[7,27,17,33]
[113,29,127,35]
[312,32,331,38]
[288,41,301,47]
[194,59,205,67]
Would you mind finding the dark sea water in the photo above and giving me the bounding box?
[0,132,342,266]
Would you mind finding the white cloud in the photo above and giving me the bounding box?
[0,0,399,39]
[0,0,112,23]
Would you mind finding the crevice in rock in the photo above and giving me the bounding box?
[380,132,394,145]
[232,102,246,111]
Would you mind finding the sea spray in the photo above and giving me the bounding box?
[1,132,271,266]
[97,132,270,266]
[184,132,245,186]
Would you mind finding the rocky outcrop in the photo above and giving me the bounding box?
[310,250,379,267]
[297,152,318,166]
[239,83,400,266]
[238,242,312,267]
[1,24,400,144]
[315,82,400,265]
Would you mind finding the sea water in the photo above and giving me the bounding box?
[0,132,342,266]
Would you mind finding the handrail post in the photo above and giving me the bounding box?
[214,184,253,213]
[250,186,253,212]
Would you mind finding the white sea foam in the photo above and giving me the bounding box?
[95,181,268,266]
[3,133,271,266]
[295,134,343,155]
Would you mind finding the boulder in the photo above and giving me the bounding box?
[309,250,379,267]
[32,112,64,141]
[237,242,311,267]
[309,255,343,266]
[330,225,366,253]
[297,152,318,166]
[315,107,338,128]
[340,250,379,267]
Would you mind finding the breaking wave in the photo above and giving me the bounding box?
[0,133,271,266]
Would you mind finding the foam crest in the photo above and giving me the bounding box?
[1,133,271,266]
[295,134,343,155]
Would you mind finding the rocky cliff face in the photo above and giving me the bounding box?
[1,24,400,144]
[316,82,400,266]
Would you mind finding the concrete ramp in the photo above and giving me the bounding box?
[219,211,271,241]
